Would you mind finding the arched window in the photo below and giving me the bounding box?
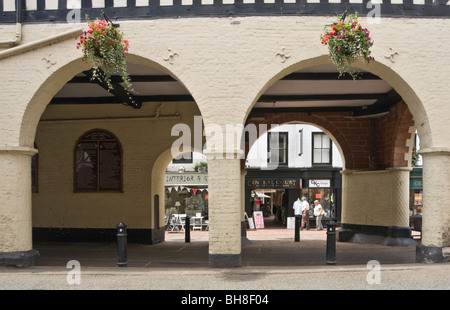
[74,129,122,192]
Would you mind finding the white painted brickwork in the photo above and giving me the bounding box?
[0,16,449,255]
[341,169,410,227]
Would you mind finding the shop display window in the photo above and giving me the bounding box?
[165,187,208,218]
[300,188,335,218]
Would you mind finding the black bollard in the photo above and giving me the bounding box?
[185,216,191,243]
[116,222,128,267]
[325,219,336,265]
[294,215,301,242]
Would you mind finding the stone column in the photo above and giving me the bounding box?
[0,146,39,266]
[207,153,242,268]
[339,168,413,245]
[417,148,450,263]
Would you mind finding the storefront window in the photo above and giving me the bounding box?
[165,187,208,217]
[301,187,334,218]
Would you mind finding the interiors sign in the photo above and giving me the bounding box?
[165,173,208,186]
[247,178,300,189]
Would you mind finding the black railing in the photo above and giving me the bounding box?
[0,0,449,23]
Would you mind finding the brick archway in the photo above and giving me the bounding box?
[246,101,415,171]
[245,112,350,168]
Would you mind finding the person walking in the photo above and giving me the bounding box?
[293,198,302,216]
[300,197,310,230]
[313,200,324,230]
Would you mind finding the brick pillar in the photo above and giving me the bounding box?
[417,148,450,263]
[0,147,39,266]
[207,153,242,268]
[339,168,413,245]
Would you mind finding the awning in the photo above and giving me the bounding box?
[255,192,271,198]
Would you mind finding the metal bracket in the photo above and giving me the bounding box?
[101,11,120,28]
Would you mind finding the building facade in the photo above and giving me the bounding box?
[245,124,343,228]
[0,0,449,267]
[165,152,209,221]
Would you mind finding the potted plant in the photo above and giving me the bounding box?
[412,147,420,167]
[76,16,133,94]
[195,162,208,173]
[320,12,375,78]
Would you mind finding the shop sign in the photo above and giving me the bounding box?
[309,179,330,188]
[253,211,265,229]
[165,173,208,186]
[246,178,300,189]
[414,193,423,205]
[410,179,423,189]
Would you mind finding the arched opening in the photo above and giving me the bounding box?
[244,123,343,233]
[31,56,204,249]
[243,61,419,247]
[164,151,209,233]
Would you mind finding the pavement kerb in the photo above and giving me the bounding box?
[0,262,444,276]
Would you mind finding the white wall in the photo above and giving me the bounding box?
[245,124,343,169]
[166,151,208,172]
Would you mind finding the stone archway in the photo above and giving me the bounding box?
[0,38,200,265]
[242,56,447,262]
[151,145,205,243]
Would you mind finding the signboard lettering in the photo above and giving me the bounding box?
[309,179,330,188]
[165,173,208,186]
[247,178,300,189]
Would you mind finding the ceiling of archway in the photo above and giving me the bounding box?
[51,63,399,118]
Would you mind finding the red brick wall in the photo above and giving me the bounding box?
[245,101,415,170]
[378,101,415,168]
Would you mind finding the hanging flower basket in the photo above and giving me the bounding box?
[320,13,374,78]
[76,16,133,93]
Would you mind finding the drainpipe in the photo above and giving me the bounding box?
[0,0,23,48]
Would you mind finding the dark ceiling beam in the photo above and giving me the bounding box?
[50,95,194,105]
[50,92,392,106]
[281,72,382,81]
[67,72,380,84]
[248,106,356,115]
[250,89,402,118]
[351,89,402,117]
[258,93,387,102]
[68,75,177,83]
[82,69,142,109]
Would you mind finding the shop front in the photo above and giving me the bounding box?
[245,168,342,229]
[410,167,423,215]
[165,172,209,219]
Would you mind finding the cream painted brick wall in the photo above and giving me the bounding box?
[33,102,200,229]
[0,16,450,253]
[207,157,241,255]
[341,168,410,227]
[421,150,450,247]
[0,17,449,149]
[0,150,34,252]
